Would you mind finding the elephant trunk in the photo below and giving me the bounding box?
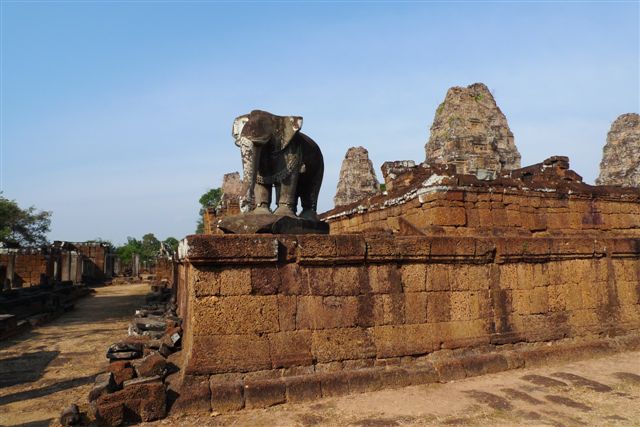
[239,136,261,213]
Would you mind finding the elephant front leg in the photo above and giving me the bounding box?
[253,183,272,214]
[273,173,298,217]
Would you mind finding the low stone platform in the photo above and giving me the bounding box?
[173,233,640,413]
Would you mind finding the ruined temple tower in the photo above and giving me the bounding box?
[425,83,521,179]
[334,146,381,207]
[596,113,640,187]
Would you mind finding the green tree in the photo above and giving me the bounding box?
[141,233,161,261]
[0,193,51,247]
[162,237,179,252]
[116,237,142,264]
[196,188,222,233]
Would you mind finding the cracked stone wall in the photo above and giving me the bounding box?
[596,113,640,187]
[425,83,521,179]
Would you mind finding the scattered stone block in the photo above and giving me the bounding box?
[60,403,80,426]
[95,382,166,425]
[106,342,143,361]
[88,372,117,402]
[108,361,135,387]
[133,352,168,378]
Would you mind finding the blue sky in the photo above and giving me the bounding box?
[1,1,638,245]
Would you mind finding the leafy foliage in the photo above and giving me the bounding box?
[116,233,178,264]
[0,193,51,247]
[196,187,222,234]
[162,237,179,252]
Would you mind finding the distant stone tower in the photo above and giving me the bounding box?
[425,83,521,179]
[334,147,380,207]
[596,113,640,187]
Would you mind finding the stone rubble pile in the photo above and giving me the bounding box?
[77,288,182,427]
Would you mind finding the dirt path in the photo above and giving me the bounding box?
[161,350,640,427]
[0,283,149,427]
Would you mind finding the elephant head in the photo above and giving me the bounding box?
[232,110,303,213]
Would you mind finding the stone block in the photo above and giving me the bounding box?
[347,369,382,394]
[108,361,135,387]
[372,324,438,358]
[450,292,472,321]
[210,380,244,412]
[366,237,397,262]
[89,372,117,402]
[296,296,358,330]
[185,235,278,264]
[187,335,271,374]
[395,237,430,261]
[268,331,312,368]
[96,382,166,424]
[311,328,376,362]
[297,236,336,263]
[378,367,413,389]
[219,268,252,296]
[356,295,375,327]
[460,354,508,377]
[277,295,297,331]
[171,375,211,414]
[426,292,451,322]
[244,379,286,409]
[192,295,279,335]
[450,265,490,291]
[372,294,406,325]
[426,265,451,291]
[404,292,427,324]
[133,352,167,378]
[191,267,221,297]
[284,376,322,403]
[440,319,491,349]
[369,264,402,294]
[401,264,426,292]
[251,267,281,295]
[318,372,350,397]
[335,235,367,262]
[279,263,308,295]
[434,359,466,382]
[332,266,368,295]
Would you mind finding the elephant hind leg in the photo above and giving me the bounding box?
[273,174,298,217]
[299,165,323,221]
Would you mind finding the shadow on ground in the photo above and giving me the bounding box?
[0,351,59,388]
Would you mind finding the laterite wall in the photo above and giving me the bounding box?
[175,234,640,411]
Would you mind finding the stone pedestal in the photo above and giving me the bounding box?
[217,213,329,235]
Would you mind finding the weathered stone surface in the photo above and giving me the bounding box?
[133,352,168,378]
[106,342,143,361]
[218,213,329,235]
[221,171,244,205]
[596,113,640,187]
[89,372,117,402]
[60,403,80,426]
[425,82,521,179]
[381,160,416,192]
[95,382,166,425]
[334,146,381,207]
[108,361,135,387]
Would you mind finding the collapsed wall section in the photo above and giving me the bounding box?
[176,234,640,411]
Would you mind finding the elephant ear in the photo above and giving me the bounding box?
[232,114,250,147]
[281,116,303,149]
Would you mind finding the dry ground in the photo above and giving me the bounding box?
[161,351,640,427]
[0,283,148,427]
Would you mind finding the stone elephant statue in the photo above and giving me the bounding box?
[232,110,324,220]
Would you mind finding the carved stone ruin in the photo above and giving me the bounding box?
[334,146,381,207]
[218,110,328,234]
[425,82,521,180]
[596,113,640,187]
